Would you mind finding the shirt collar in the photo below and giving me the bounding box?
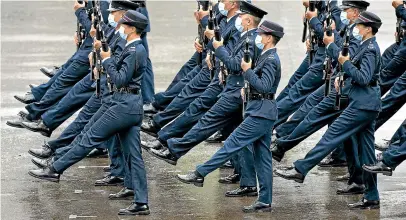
[240,28,256,37]
[261,47,276,55]
[227,14,238,23]
[125,38,141,47]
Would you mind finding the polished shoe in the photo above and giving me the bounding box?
[6,114,32,128]
[31,157,54,169]
[94,175,123,186]
[219,160,233,169]
[362,162,393,176]
[18,109,29,118]
[176,171,204,187]
[40,66,58,78]
[374,139,390,151]
[28,167,60,182]
[118,202,150,215]
[149,148,177,165]
[143,103,158,114]
[205,131,225,143]
[140,139,165,151]
[225,187,258,197]
[140,119,159,137]
[336,173,350,182]
[218,174,240,184]
[29,84,38,89]
[242,201,272,213]
[103,166,111,172]
[336,183,365,195]
[348,198,380,210]
[21,119,52,137]
[109,187,135,200]
[14,92,36,104]
[376,152,383,162]
[271,145,285,162]
[274,168,304,183]
[318,157,347,167]
[28,142,54,159]
[87,148,108,158]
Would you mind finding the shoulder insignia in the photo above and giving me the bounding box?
[368,42,375,50]
[128,47,137,52]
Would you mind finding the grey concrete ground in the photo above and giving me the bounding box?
[1,1,406,219]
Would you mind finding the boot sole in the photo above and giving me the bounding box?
[108,195,134,200]
[218,180,239,184]
[243,207,272,213]
[226,192,258,197]
[6,121,24,128]
[146,149,177,166]
[362,167,393,176]
[118,210,150,215]
[40,68,53,78]
[28,171,59,183]
[274,172,304,183]
[318,163,347,167]
[348,204,380,210]
[20,123,51,137]
[176,176,203,187]
[336,190,365,195]
[94,182,124,186]
[28,150,51,159]
[31,158,46,169]
[272,155,283,162]
[13,96,35,105]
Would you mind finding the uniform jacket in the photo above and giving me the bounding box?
[244,48,281,120]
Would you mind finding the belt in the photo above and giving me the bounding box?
[351,80,378,87]
[249,93,275,100]
[116,87,140,94]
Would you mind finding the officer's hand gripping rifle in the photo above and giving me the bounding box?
[334,29,350,110]
[308,0,316,65]
[322,5,333,97]
[92,1,104,97]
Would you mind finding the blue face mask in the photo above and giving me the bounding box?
[218,2,228,16]
[119,26,128,40]
[352,26,363,41]
[340,11,350,26]
[108,14,117,28]
[235,17,244,32]
[255,35,264,50]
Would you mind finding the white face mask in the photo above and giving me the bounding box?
[352,26,363,41]
[255,35,264,50]
[340,11,350,25]
[108,14,117,28]
[218,2,228,16]
[235,17,244,32]
[118,26,128,40]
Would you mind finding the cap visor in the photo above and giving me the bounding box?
[339,5,351,10]
[107,8,120,12]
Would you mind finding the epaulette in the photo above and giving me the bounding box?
[368,41,375,50]
[128,46,137,52]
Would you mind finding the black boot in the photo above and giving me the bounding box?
[87,148,108,158]
[225,187,258,197]
[205,131,226,143]
[148,148,178,165]
[318,156,347,167]
[218,174,240,184]
[140,119,160,137]
[274,167,304,183]
[336,183,365,195]
[14,92,36,104]
[143,103,158,114]
[336,173,350,182]
[176,171,204,187]
[348,198,380,210]
[109,187,134,200]
[6,114,32,128]
[362,162,393,176]
[219,161,233,169]
[31,157,54,169]
[118,203,150,215]
[140,139,165,151]
[242,201,272,213]
[28,166,60,182]
[28,142,54,159]
[271,144,285,162]
[40,66,58,78]
[21,119,52,137]
[94,175,123,186]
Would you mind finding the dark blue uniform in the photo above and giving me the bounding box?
[293,37,381,201]
[166,28,259,159]
[381,119,406,170]
[151,14,238,129]
[25,2,109,121]
[196,48,281,205]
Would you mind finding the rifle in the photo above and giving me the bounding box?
[334,29,350,110]
[396,1,406,45]
[308,0,316,65]
[91,0,104,97]
[242,30,251,118]
[208,3,216,80]
[196,1,209,66]
[76,0,86,50]
[322,4,333,97]
[302,7,308,43]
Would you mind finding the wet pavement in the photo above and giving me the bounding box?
[1,1,406,219]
